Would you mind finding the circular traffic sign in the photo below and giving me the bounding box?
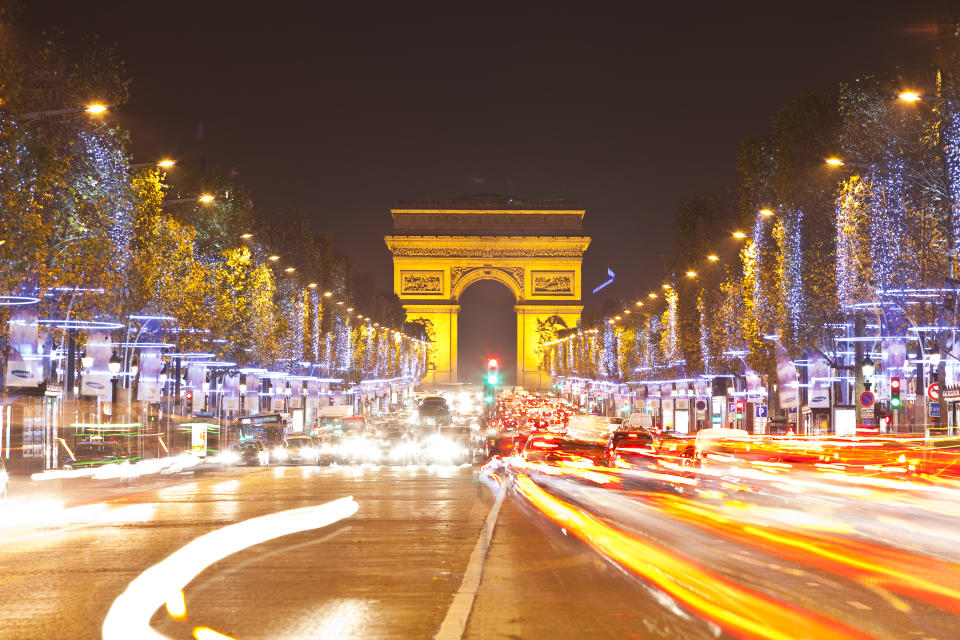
[858,390,875,407]
[695,399,707,411]
[928,382,940,402]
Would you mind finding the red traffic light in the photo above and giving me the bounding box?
[487,358,499,369]
[185,390,194,401]
[883,415,892,425]
[735,399,744,411]
[891,377,901,391]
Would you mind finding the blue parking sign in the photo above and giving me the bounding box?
[755,405,768,418]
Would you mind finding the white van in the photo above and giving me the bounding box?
[626,413,654,430]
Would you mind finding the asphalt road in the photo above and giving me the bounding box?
[0,464,682,640]
[1,461,959,639]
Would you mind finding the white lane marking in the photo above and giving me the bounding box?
[102,496,359,640]
[434,484,507,640]
[846,600,872,610]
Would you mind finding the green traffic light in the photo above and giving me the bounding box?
[487,374,498,385]
[890,397,901,409]
[484,395,493,404]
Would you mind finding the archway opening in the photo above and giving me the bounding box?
[457,279,516,387]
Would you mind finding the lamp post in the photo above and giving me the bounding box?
[930,343,944,434]
[861,356,875,391]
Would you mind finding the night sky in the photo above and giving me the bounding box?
[17,2,957,320]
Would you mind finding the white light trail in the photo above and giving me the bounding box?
[102,496,359,640]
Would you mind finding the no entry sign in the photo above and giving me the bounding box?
[928,382,940,402]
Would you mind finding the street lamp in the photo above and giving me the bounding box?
[759,208,774,217]
[685,270,697,278]
[825,157,845,166]
[732,231,747,239]
[16,103,109,122]
[707,254,719,261]
[131,159,176,170]
[163,194,215,206]
[861,356,875,392]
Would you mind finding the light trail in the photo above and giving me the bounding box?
[513,473,873,640]
[101,496,359,640]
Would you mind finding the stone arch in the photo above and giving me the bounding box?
[385,203,590,389]
[451,267,523,303]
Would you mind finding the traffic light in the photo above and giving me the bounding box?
[882,414,892,427]
[890,377,901,409]
[486,358,499,386]
[185,389,194,413]
[735,399,744,420]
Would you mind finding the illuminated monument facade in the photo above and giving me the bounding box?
[385,195,591,390]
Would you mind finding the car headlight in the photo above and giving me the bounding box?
[218,451,240,465]
[273,447,288,460]
[299,447,317,458]
[425,436,463,461]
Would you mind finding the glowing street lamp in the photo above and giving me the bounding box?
[732,231,747,239]
[634,301,644,307]
[308,283,318,288]
[707,254,719,261]
[685,270,697,278]
[240,233,253,239]
[131,158,177,170]
[759,208,774,217]
[284,267,296,273]
[825,157,845,166]
[898,91,922,102]
[16,103,111,122]
[268,255,280,261]
[162,194,215,206]
[661,283,671,289]
[323,291,333,297]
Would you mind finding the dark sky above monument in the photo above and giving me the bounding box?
[19,0,957,311]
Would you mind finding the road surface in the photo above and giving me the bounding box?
[0,459,958,639]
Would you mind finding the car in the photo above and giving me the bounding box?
[655,431,697,466]
[521,433,606,466]
[604,428,658,466]
[0,458,8,499]
[417,396,451,427]
[277,435,320,465]
[62,439,132,469]
[222,440,269,466]
[694,427,751,463]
